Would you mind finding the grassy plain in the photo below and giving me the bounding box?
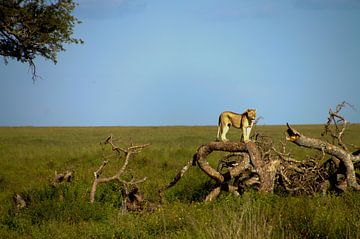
[0,124,360,238]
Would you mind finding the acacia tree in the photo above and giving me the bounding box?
[0,0,83,80]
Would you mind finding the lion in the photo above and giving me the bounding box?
[216,109,257,142]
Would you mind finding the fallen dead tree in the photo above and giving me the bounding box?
[160,102,359,201]
[159,137,282,202]
[90,136,149,212]
[285,102,360,192]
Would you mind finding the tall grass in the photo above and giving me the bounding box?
[0,125,359,238]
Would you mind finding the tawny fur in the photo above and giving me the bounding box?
[217,109,256,142]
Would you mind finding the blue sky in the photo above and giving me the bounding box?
[1,0,359,126]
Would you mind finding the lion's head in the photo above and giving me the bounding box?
[245,109,257,120]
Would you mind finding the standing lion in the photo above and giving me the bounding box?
[217,109,256,142]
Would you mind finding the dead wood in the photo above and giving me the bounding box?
[286,123,360,191]
[90,135,149,210]
[53,170,74,185]
[194,141,249,184]
[13,193,26,209]
[322,101,355,151]
[160,103,358,200]
[160,140,281,202]
[158,159,193,198]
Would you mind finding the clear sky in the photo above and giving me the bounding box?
[1,0,359,126]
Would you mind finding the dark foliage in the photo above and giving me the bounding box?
[0,0,82,79]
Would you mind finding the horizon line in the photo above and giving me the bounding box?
[1,123,359,128]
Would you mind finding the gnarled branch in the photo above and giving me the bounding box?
[322,101,355,151]
[286,123,360,191]
[90,136,149,205]
[160,140,280,202]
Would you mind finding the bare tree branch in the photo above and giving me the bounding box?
[286,123,360,191]
[160,141,280,202]
[90,136,149,205]
[322,101,356,151]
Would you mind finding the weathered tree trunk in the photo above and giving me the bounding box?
[245,142,280,192]
[194,141,249,184]
[194,141,280,193]
[286,123,360,191]
[160,140,281,202]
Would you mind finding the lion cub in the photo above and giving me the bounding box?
[217,109,256,142]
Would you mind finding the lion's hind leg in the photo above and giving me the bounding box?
[220,124,230,142]
[216,125,221,141]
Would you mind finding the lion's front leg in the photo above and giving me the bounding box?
[243,124,253,142]
[242,126,248,142]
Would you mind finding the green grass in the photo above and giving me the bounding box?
[0,125,359,238]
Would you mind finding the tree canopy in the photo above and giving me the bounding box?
[0,0,83,80]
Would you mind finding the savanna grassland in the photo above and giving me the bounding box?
[1,125,360,238]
